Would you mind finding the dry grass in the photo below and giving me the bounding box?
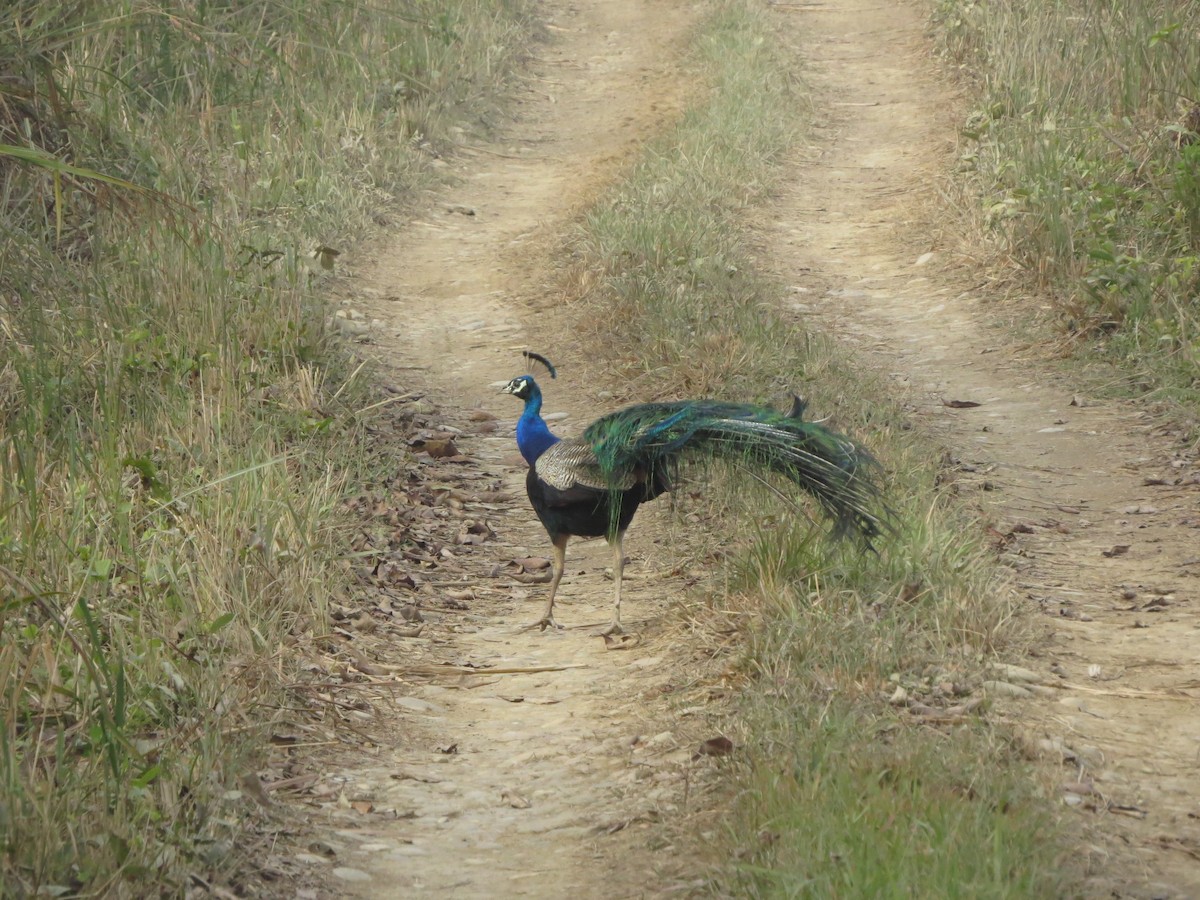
[931,0,1200,411]
[0,0,535,893]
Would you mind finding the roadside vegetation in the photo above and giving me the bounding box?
[565,2,1068,894]
[932,0,1200,411]
[0,0,531,893]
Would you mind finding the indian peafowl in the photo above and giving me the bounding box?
[501,354,888,634]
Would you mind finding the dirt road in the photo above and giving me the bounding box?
[311,2,715,897]
[764,3,1200,896]
[304,0,1200,896]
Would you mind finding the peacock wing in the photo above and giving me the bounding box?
[534,439,636,504]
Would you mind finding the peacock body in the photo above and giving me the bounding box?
[502,366,887,634]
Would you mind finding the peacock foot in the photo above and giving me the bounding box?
[521,614,564,633]
[597,620,624,637]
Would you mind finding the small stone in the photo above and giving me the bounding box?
[294,852,332,866]
[332,867,373,882]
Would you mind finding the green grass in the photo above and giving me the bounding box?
[572,5,807,401]
[0,0,533,893]
[931,0,1200,410]
[563,1,1069,894]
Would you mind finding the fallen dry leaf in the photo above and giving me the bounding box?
[417,437,460,458]
[601,633,642,650]
[501,789,531,809]
[1107,803,1147,819]
[352,653,389,677]
[390,771,443,784]
[239,773,273,808]
[697,736,734,757]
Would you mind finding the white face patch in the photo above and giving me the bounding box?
[502,377,529,397]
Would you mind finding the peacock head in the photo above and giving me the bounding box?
[501,375,537,400]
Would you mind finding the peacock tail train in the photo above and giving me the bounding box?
[583,397,886,544]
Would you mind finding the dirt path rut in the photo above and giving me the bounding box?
[313,2,716,897]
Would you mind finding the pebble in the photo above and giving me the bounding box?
[294,852,331,866]
[396,696,443,714]
[332,867,373,882]
[644,731,675,748]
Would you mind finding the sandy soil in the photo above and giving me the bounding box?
[288,1,1200,897]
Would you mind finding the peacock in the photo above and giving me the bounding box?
[501,352,888,634]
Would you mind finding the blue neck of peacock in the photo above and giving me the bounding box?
[515,382,560,465]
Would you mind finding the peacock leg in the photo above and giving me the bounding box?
[528,533,568,632]
[599,531,626,636]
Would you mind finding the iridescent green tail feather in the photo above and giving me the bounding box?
[582,397,888,544]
